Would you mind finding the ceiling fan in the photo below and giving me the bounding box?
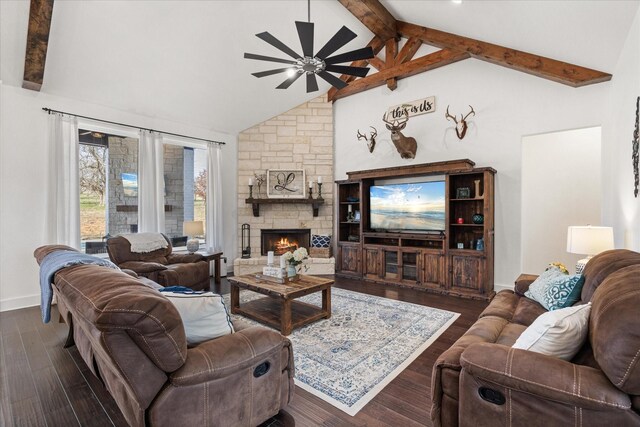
[244,0,374,93]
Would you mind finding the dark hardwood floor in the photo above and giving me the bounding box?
[0,276,487,427]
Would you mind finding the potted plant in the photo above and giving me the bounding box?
[282,247,309,278]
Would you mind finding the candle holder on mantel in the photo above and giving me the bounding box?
[248,184,254,199]
[317,182,323,198]
[308,187,313,199]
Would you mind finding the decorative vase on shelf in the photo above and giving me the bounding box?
[287,265,297,278]
[475,238,485,251]
[474,179,483,198]
[472,213,484,224]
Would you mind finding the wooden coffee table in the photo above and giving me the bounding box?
[228,274,333,335]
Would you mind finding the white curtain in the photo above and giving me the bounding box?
[46,113,81,248]
[206,143,224,252]
[138,130,165,233]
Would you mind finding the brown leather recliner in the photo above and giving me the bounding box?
[431,249,640,427]
[107,234,209,290]
[34,245,294,427]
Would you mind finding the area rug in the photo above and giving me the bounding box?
[225,288,459,416]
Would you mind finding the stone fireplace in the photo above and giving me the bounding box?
[261,229,311,255]
[234,94,335,275]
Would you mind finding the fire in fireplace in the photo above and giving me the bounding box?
[261,229,311,256]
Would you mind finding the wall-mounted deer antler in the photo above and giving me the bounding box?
[382,109,417,159]
[445,105,475,139]
[356,126,377,153]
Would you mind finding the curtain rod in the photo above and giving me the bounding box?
[42,107,226,146]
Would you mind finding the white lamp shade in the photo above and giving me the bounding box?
[183,220,204,237]
[567,226,614,255]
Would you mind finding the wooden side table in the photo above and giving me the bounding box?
[196,251,223,284]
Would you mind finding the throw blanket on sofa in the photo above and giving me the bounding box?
[39,250,120,323]
[121,232,169,253]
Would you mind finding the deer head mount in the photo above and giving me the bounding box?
[445,105,475,139]
[382,109,417,159]
[356,127,378,153]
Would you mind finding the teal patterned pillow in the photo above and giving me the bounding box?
[526,272,585,311]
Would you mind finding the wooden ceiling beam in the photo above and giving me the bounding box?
[338,0,398,42]
[396,37,422,64]
[397,21,611,87]
[328,49,470,102]
[384,39,398,90]
[23,0,55,91]
[368,57,385,71]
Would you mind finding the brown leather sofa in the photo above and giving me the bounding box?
[107,234,210,290]
[431,249,640,427]
[35,245,294,427]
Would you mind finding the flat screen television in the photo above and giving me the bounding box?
[369,181,445,232]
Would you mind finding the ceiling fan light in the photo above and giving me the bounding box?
[287,69,297,77]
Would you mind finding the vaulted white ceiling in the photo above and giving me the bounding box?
[1,1,638,134]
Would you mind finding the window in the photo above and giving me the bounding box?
[164,145,207,246]
[78,129,207,252]
[79,129,139,253]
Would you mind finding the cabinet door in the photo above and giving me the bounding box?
[383,250,399,280]
[363,248,381,278]
[422,252,445,289]
[450,255,484,292]
[338,244,361,275]
[400,250,419,283]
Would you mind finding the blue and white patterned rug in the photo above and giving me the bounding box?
[226,288,459,416]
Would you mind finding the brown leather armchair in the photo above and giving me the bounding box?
[432,249,640,427]
[107,234,210,290]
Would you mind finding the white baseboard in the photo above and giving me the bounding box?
[494,282,514,293]
[0,294,40,312]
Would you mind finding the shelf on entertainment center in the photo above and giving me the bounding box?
[362,232,445,250]
[450,198,484,202]
[450,224,484,227]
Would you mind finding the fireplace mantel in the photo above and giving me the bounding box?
[245,197,324,217]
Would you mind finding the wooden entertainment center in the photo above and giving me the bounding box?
[335,159,496,300]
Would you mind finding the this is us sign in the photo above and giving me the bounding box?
[387,96,435,120]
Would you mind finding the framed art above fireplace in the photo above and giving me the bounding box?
[267,169,306,198]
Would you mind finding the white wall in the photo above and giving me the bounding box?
[521,127,602,274]
[0,83,238,311]
[334,58,610,290]
[603,6,640,251]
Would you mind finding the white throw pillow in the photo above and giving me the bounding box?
[512,303,591,360]
[162,292,234,346]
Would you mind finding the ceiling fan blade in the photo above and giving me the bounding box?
[315,26,357,59]
[295,21,314,58]
[255,31,302,59]
[317,71,348,90]
[276,72,303,89]
[252,68,294,78]
[325,46,375,65]
[306,73,319,93]
[244,53,298,65]
[325,64,370,77]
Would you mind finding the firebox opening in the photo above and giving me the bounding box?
[261,229,311,256]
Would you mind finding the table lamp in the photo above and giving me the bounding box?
[183,221,204,253]
[566,225,614,274]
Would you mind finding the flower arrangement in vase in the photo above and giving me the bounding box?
[282,247,309,278]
